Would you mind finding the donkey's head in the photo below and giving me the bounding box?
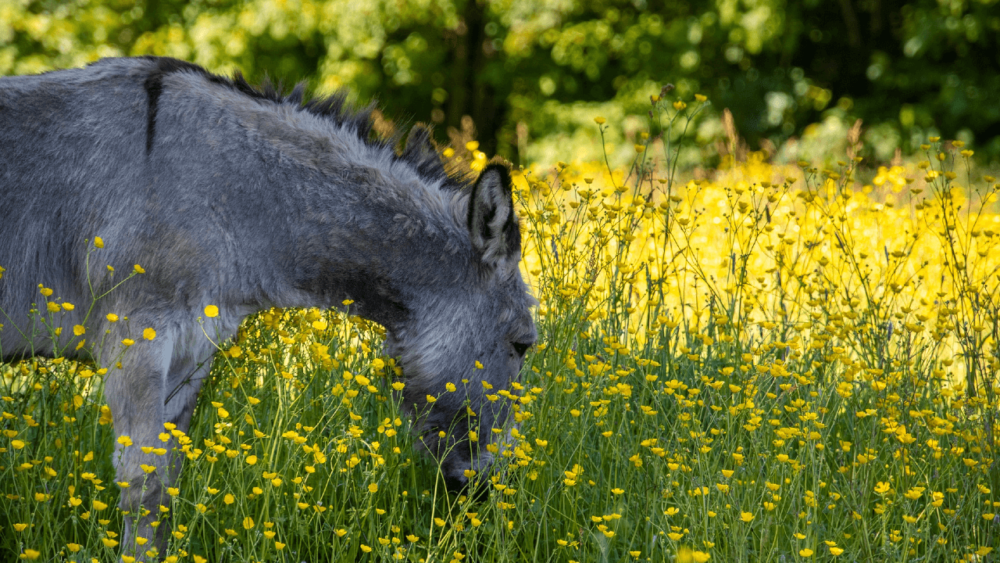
[384,161,536,491]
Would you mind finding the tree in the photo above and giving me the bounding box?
[3,0,997,161]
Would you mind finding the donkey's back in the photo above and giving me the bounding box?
[1,58,300,361]
[1,60,154,355]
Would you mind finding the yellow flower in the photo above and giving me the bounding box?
[133,264,145,274]
[368,483,378,493]
[14,523,28,531]
[122,338,135,347]
[740,512,754,522]
[692,551,711,563]
[204,305,219,318]
[874,482,891,495]
[94,237,104,248]
[61,302,74,311]
[246,455,257,465]
[829,547,844,556]
[426,394,437,403]
[243,517,254,529]
[67,543,82,552]
[143,328,156,340]
[73,325,86,336]
[799,549,813,557]
[594,116,607,125]
[275,542,286,550]
[107,313,119,322]
[673,101,687,111]
[101,538,119,548]
[93,500,108,510]
[11,440,25,449]
[46,302,60,313]
[117,436,132,447]
[20,549,40,560]
[360,544,372,553]
[695,94,708,102]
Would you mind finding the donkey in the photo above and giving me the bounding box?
[0,57,536,558]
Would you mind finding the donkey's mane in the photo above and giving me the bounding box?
[134,56,470,191]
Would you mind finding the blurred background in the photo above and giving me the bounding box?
[2,0,998,166]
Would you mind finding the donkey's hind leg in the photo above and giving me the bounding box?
[103,328,175,561]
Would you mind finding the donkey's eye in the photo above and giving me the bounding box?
[512,342,531,357]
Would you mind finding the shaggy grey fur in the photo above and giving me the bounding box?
[0,57,535,559]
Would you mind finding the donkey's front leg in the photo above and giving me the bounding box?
[162,353,213,501]
[103,330,175,561]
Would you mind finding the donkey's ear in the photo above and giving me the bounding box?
[402,124,446,181]
[467,163,521,264]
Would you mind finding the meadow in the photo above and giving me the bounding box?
[2,95,999,562]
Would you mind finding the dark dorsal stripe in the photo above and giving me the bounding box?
[142,58,200,154]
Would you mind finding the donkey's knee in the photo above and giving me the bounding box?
[117,465,172,561]
[110,429,175,559]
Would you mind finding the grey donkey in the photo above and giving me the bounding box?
[0,57,536,559]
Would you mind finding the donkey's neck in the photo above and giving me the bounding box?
[268,148,470,331]
[170,77,472,331]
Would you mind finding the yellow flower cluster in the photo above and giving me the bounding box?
[1,123,998,561]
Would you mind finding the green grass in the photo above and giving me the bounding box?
[3,115,1000,562]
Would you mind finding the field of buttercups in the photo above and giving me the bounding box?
[2,96,999,562]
